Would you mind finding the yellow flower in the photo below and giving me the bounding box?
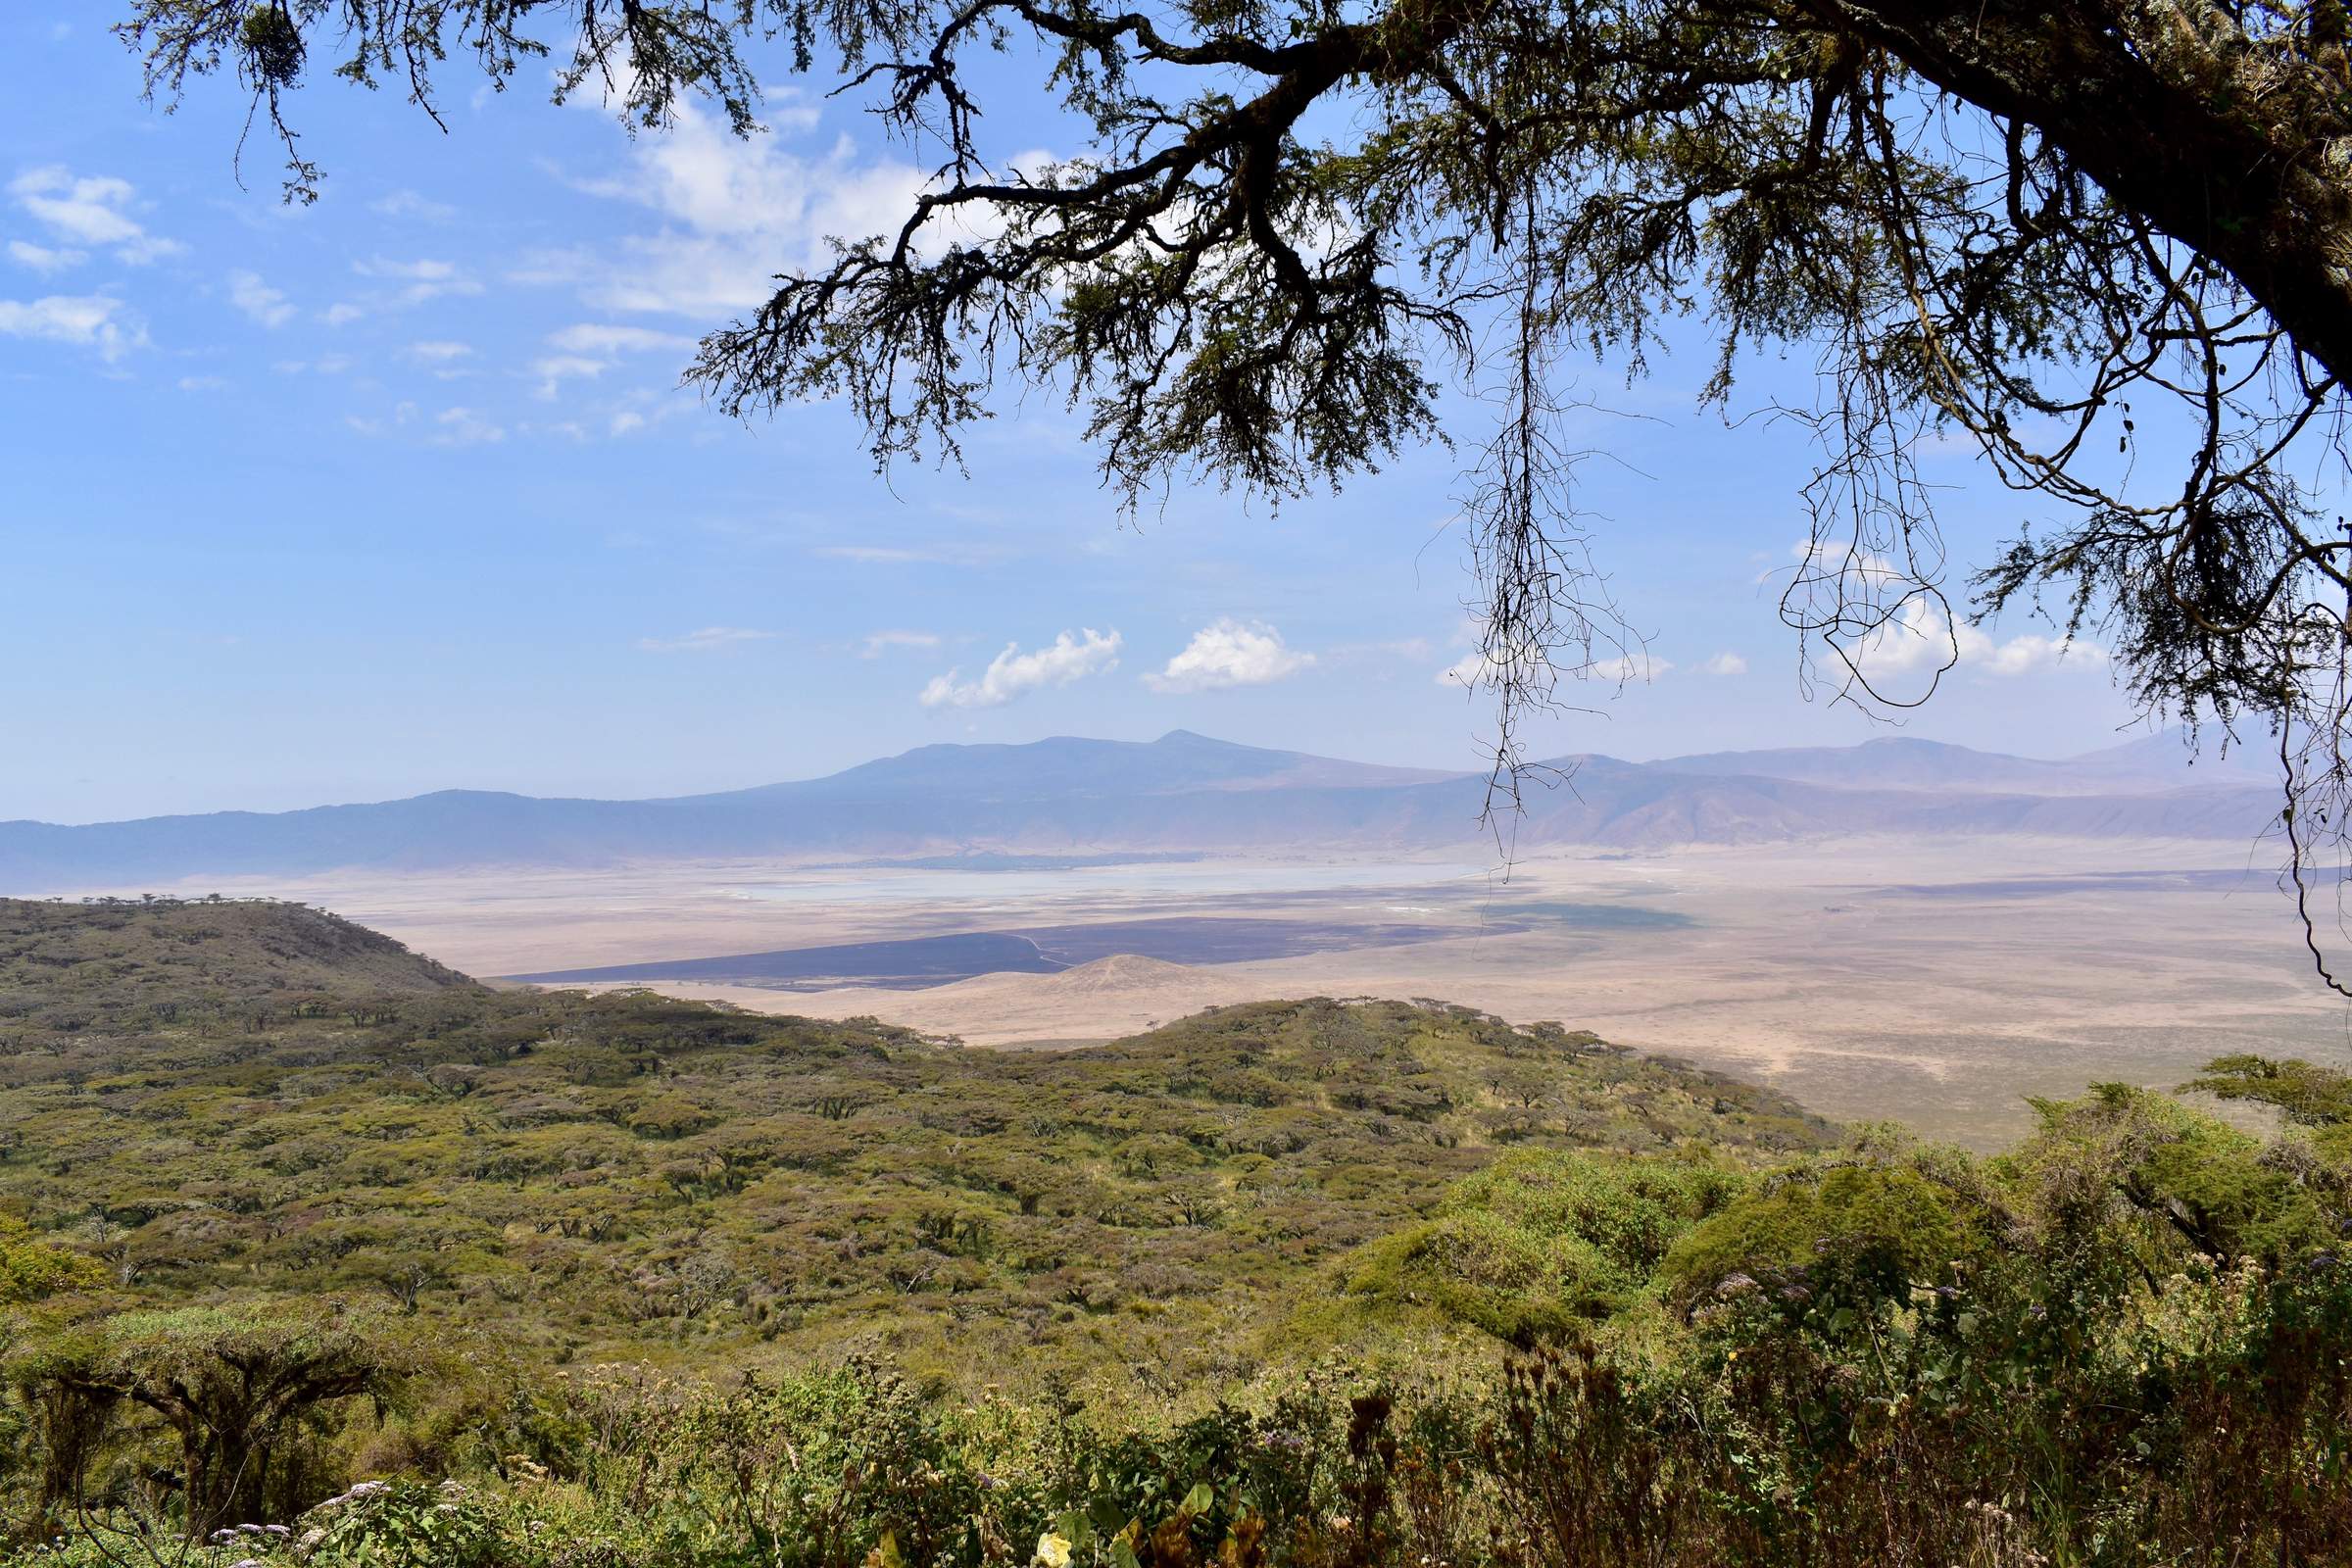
[1034,1531,1073,1568]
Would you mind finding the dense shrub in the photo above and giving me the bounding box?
[9,905,2352,1563]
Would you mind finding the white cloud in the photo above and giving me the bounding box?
[553,99,1040,318]
[530,354,610,397]
[818,544,954,564]
[1782,540,2100,691]
[0,294,140,359]
[406,339,474,363]
[920,628,1121,708]
[1145,619,1313,693]
[528,324,696,398]
[1964,625,2107,676]
[1438,646,1666,687]
[351,256,482,306]
[1588,654,1669,682]
[577,115,924,317]
[609,411,646,437]
[370,189,456,221]
[1825,597,1956,687]
[1828,594,2107,690]
[10,168,180,264]
[8,240,84,274]
[346,400,422,438]
[1697,651,1748,676]
[226,270,294,328]
[321,303,365,326]
[1439,649,1497,689]
[355,255,458,283]
[861,629,942,658]
[504,248,594,288]
[176,374,225,392]
[548,322,695,356]
[431,407,505,446]
[638,626,776,653]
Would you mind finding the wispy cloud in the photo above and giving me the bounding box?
[1145,619,1313,693]
[548,322,695,356]
[1588,654,1670,682]
[0,295,141,360]
[547,95,1044,320]
[638,626,777,654]
[1697,652,1748,676]
[344,401,420,439]
[431,407,505,446]
[525,323,696,400]
[337,257,483,318]
[226,270,294,328]
[354,255,468,288]
[920,628,1121,708]
[1437,646,1665,688]
[816,544,956,564]
[10,168,180,265]
[370,189,456,221]
[7,239,84,275]
[530,354,609,397]
[861,629,942,658]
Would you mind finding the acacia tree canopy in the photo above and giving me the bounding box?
[118,0,2352,981]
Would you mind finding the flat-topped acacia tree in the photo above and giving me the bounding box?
[114,0,2352,979]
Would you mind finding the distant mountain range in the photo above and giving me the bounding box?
[0,729,2279,890]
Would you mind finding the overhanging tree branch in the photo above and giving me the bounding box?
[113,0,2352,972]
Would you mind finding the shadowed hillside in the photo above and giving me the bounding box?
[0,896,467,1033]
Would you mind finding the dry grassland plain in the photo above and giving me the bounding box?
[152,832,2352,1150]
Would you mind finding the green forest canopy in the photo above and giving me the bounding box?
[8,897,2352,1560]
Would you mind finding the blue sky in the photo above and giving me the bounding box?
[1,13,2146,823]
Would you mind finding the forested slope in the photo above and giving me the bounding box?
[0,898,1827,1390]
[7,899,2352,1565]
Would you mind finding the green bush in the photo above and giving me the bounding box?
[1660,1156,1984,1306]
[1348,1151,1743,1337]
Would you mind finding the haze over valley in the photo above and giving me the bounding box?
[2,728,2274,885]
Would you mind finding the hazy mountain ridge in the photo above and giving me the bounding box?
[1,730,2278,888]
[1649,733,2270,795]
